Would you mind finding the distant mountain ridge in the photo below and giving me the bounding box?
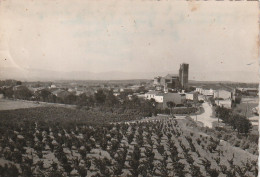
[0,67,258,83]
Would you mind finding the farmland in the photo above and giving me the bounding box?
[0,107,258,176]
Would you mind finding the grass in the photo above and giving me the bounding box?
[0,99,42,110]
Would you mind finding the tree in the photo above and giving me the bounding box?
[0,164,19,177]
[129,145,141,176]
[49,170,63,177]
[166,101,176,117]
[235,96,242,104]
[16,81,22,85]
[105,90,118,106]
[14,86,33,100]
[233,114,252,134]
[64,94,77,104]
[94,89,106,104]
[63,162,73,175]
[38,89,52,102]
[76,93,88,107]
[77,166,88,177]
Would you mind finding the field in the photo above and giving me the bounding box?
[189,81,258,92]
[0,99,42,111]
[0,107,258,177]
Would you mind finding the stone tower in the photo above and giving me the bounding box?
[179,63,189,89]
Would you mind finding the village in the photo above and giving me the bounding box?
[0,66,259,176]
[0,63,258,128]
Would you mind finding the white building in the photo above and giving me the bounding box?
[50,84,57,88]
[196,87,203,94]
[145,91,161,100]
[145,91,184,108]
[186,92,199,101]
[202,89,214,96]
[213,90,232,100]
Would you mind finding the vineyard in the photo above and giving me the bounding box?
[0,107,258,177]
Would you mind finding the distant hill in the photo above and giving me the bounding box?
[0,67,258,83]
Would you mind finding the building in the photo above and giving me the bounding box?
[216,99,232,109]
[154,76,162,86]
[213,90,232,100]
[145,90,161,100]
[237,88,258,96]
[153,63,189,90]
[196,87,203,94]
[162,74,181,92]
[202,89,214,96]
[252,106,259,115]
[162,93,183,108]
[179,63,189,89]
[145,91,184,108]
[186,91,199,102]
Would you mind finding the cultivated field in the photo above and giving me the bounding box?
[0,107,257,177]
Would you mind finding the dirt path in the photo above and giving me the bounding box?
[190,102,218,128]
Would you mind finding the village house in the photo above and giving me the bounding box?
[185,91,199,102]
[144,90,161,100]
[145,91,185,108]
[213,90,232,100]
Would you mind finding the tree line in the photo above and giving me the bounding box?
[215,106,252,134]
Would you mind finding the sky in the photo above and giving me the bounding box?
[0,0,259,82]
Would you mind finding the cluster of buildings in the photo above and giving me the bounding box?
[236,87,258,96]
[144,90,199,109]
[154,63,189,92]
[145,63,196,109]
[196,88,233,108]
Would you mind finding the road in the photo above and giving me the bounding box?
[190,102,218,128]
[122,99,218,128]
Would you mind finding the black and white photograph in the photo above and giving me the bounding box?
[0,0,259,176]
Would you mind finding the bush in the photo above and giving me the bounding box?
[199,100,204,103]
[248,134,259,144]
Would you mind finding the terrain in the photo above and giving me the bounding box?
[0,105,258,177]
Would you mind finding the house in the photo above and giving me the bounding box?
[13,85,29,91]
[52,89,70,98]
[162,93,184,108]
[120,88,132,92]
[146,91,184,108]
[137,94,145,98]
[240,88,258,96]
[186,92,199,102]
[75,91,84,96]
[202,89,214,96]
[252,106,259,115]
[214,90,232,100]
[145,90,161,100]
[196,87,203,94]
[50,84,57,88]
[128,85,141,91]
[113,92,120,97]
[154,93,164,103]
